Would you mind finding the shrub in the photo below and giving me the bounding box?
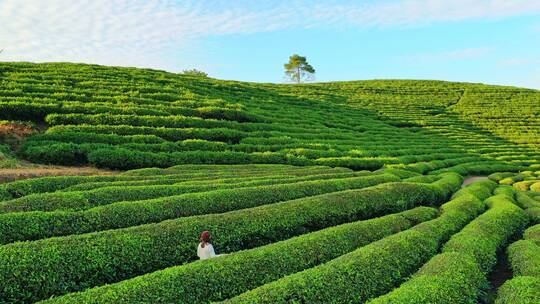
[26,131,165,145]
[525,207,540,224]
[21,143,87,165]
[226,228,441,303]
[493,185,516,198]
[1,175,124,198]
[48,125,247,143]
[367,253,485,304]
[0,187,11,201]
[452,180,498,201]
[531,182,540,192]
[314,157,385,171]
[515,191,540,209]
[62,170,355,192]
[374,168,420,179]
[496,276,540,304]
[443,194,528,273]
[45,113,244,130]
[507,240,540,277]
[0,102,60,121]
[0,171,388,213]
[488,172,515,182]
[87,148,256,170]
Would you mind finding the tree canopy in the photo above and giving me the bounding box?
[182,69,208,77]
[284,54,315,84]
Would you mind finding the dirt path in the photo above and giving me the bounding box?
[481,250,513,303]
[462,176,489,188]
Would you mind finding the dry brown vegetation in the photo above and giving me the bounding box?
[0,166,116,183]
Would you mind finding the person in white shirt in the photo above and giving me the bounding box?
[197,231,221,260]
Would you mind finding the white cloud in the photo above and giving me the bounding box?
[0,0,539,71]
[328,0,540,27]
[405,47,493,63]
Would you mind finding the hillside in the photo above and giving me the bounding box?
[1,62,540,303]
[0,62,538,174]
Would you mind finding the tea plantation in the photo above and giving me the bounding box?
[0,62,539,303]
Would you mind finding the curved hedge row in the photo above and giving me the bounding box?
[507,240,540,278]
[0,175,127,199]
[0,180,448,303]
[1,165,346,198]
[313,157,385,171]
[525,207,540,224]
[26,131,166,145]
[61,171,357,192]
[45,113,247,130]
[225,179,485,303]
[367,193,528,304]
[496,223,540,303]
[87,148,310,170]
[496,276,540,304]
[22,144,268,168]
[39,207,437,303]
[367,252,484,304]
[507,223,540,277]
[0,170,377,213]
[47,124,248,143]
[516,191,540,209]
[0,174,399,244]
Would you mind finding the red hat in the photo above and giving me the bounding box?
[200,231,211,243]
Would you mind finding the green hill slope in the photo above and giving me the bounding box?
[0,62,538,173]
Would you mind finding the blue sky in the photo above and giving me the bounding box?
[1,0,539,88]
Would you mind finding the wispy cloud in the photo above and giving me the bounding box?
[327,0,540,27]
[0,0,539,71]
[404,47,493,63]
[498,58,535,67]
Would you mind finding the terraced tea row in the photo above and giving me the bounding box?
[0,166,459,303]
[40,207,436,303]
[0,62,538,173]
[27,174,538,303]
[497,224,540,303]
[37,175,493,303]
[0,172,398,243]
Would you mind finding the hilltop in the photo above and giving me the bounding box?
[0,62,538,174]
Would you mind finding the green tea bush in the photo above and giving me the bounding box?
[22,143,87,165]
[496,276,540,304]
[87,148,254,169]
[0,170,382,213]
[367,253,484,304]
[313,157,385,170]
[496,224,540,304]
[525,207,540,224]
[443,194,528,273]
[507,240,540,277]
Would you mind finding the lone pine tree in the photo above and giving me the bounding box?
[284,54,315,84]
